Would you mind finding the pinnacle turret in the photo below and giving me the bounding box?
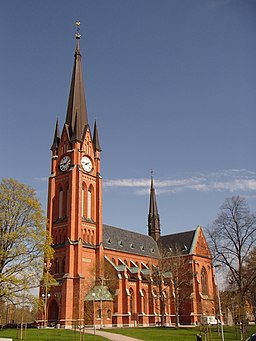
[50,119,60,151]
[93,121,101,152]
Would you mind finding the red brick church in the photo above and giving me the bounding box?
[40,28,217,328]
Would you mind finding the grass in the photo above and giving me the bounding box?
[103,325,256,341]
[0,328,108,341]
[1,325,256,341]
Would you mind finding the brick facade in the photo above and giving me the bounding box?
[39,33,217,328]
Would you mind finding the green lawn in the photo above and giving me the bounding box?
[103,325,256,341]
[1,325,256,341]
[0,328,108,341]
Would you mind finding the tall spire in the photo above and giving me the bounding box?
[148,172,161,241]
[65,22,88,142]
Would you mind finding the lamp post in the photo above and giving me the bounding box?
[92,293,96,335]
[42,292,50,328]
[43,262,51,328]
[214,265,224,341]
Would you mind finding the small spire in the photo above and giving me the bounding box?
[50,119,60,151]
[148,172,161,241]
[93,120,102,152]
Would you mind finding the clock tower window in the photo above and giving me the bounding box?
[82,185,84,217]
[66,185,69,217]
[87,187,92,219]
[58,188,63,219]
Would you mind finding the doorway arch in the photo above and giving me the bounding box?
[48,300,59,326]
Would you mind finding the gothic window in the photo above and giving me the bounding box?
[97,309,102,319]
[107,309,111,319]
[129,288,134,314]
[66,184,69,217]
[55,258,59,273]
[82,183,86,218]
[62,257,65,273]
[152,289,158,313]
[58,187,63,218]
[91,230,94,244]
[142,289,147,313]
[87,187,92,219]
[201,266,208,295]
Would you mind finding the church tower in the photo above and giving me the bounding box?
[148,174,161,241]
[45,24,103,327]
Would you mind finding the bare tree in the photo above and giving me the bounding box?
[0,178,49,302]
[151,247,193,327]
[207,196,256,340]
[244,247,256,322]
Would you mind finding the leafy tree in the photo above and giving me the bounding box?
[0,178,49,302]
[207,196,256,340]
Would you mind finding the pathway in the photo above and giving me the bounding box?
[86,329,142,341]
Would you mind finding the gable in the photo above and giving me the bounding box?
[192,226,212,258]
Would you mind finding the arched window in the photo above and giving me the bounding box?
[142,289,147,313]
[62,257,65,273]
[58,187,63,218]
[87,187,92,219]
[152,289,158,313]
[55,258,59,273]
[82,183,85,217]
[129,288,134,314]
[201,267,208,295]
[97,309,102,319]
[66,184,69,217]
[87,186,93,219]
[107,309,111,319]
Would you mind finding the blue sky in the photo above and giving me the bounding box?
[0,0,255,236]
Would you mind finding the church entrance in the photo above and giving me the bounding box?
[48,300,59,326]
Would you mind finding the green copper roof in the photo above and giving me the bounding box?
[84,285,113,301]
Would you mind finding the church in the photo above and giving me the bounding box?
[40,27,217,328]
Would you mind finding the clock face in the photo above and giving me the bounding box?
[59,155,71,172]
[81,156,93,172]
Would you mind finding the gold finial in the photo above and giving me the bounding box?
[75,21,81,39]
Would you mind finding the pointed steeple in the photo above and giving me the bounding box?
[50,119,60,151]
[93,120,101,152]
[65,23,88,142]
[71,112,79,142]
[148,172,161,241]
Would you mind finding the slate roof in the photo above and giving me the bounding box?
[103,224,160,258]
[157,230,196,255]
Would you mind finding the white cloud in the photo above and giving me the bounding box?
[103,169,256,195]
